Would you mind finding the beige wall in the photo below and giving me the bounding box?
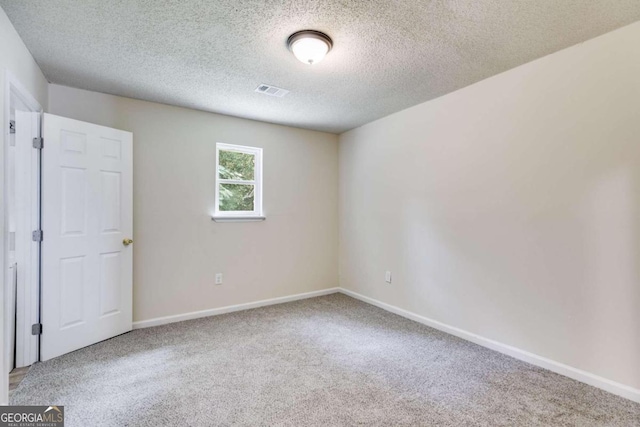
[48,85,339,322]
[0,6,49,404]
[339,21,640,390]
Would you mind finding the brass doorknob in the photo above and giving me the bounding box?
[123,238,134,246]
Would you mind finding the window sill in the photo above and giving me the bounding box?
[211,216,266,223]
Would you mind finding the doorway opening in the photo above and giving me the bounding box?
[4,71,42,401]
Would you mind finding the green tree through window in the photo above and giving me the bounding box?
[215,144,263,216]
[218,150,254,181]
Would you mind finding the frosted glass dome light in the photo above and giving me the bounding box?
[287,30,333,65]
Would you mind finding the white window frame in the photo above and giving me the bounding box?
[213,143,263,221]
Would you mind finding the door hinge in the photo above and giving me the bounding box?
[32,229,43,242]
[9,120,15,134]
[33,137,43,149]
[32,323,42,335]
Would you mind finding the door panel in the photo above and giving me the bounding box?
[42,113,133,361]
[60,167,87,235]
[99,252,121,316]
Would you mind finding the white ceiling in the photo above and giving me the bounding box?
[2,1,640,134]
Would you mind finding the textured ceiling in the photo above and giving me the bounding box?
[2,1,640,134]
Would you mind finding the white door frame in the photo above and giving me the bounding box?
[2,70,42,402]
[12,108,41,368]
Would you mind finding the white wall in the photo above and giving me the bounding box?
[339,21,640,392]
[0,6,48,405]
[48,85,339,323]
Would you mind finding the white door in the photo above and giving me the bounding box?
[41,114,133,361]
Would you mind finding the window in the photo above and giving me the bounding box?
[214,143,263,219]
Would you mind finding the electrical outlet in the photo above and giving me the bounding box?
[215,273,223,285]
[385,271,392,283]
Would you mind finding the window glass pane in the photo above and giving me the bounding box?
[219,183,255,211]
[219,150,255,180]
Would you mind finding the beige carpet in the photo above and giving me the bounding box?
[11,294,640,426]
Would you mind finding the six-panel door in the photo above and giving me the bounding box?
[41,113,133,361]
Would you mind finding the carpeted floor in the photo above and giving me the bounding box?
[11,294,640,426]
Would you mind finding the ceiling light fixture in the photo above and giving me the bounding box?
[287,30,333,65]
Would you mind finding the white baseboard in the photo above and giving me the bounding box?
[339,288,640,404]
[133,287,340,329]
[132,285,639,403]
